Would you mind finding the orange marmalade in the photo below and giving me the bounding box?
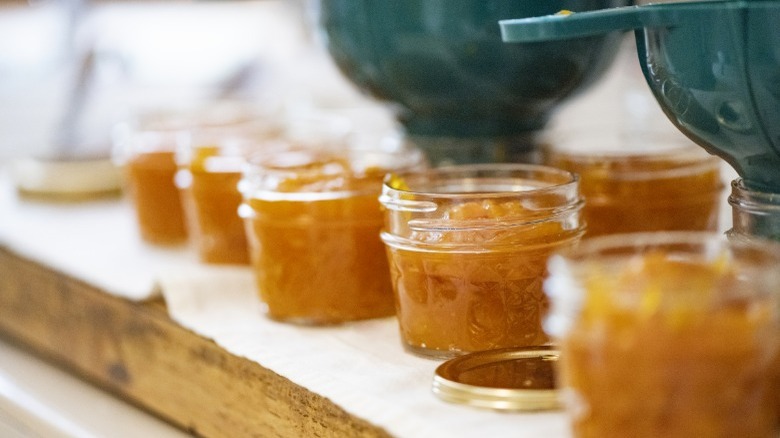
[125,150,188,244]
[546,233,780,438]
[177,145,251,264]
[172,109,281,263]
[240,145,424,325]
[380,164,584,359]
[546,145,722,237]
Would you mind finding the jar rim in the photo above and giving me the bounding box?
[382,163,579,199]
[729,178,780,211]
[379,163,585,251]
[240,142,426,199]
[543,231,780,339]
[546,145,721,181]
[245,137,424,171]
[547,231,780,272]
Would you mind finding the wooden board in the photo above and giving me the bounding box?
[0,247,391,438]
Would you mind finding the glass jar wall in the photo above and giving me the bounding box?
[545,137,722,237]
[239,137,425,325]
[115,127,189,245]
[380,164,585,359]
[175,115,282,264]
[545,232,780,437]
[727,178,780,423]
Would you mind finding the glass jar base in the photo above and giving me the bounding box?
[402,342,468,361]
[266,312,395,327]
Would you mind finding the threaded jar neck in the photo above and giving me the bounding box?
[728,178,780,241]
[380,164,585,252]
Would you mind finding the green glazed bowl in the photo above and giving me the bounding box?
[318,0,632,141]
[501,1,780,192]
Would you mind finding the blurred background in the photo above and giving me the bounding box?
[1,0,695,163]
[0,0,397,163]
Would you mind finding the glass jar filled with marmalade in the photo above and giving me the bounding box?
[114,102,280,246]
[545,135,722,237]
[239,137,425,325]
[176,118,282,264]
[379,164,585,359]
[545,232,780,438]
[115,125,189,245]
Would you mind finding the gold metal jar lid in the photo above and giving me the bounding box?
[432,346,561,411]
[12,157,123,200]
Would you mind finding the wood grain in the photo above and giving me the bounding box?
[0,247,391,438]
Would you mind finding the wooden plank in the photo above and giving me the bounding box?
[0,247,391,438]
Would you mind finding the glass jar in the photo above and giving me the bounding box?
[115,127,189,244]
[727,178,780,423]
[545,137,723,237]
[176,118,282,264]
[379,164,585,359]
[239,138,426,325]
[114,102,280,246]
[545,232,780,438]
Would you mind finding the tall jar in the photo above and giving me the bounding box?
[379,164,585,359]
[545,136,722,237]
[545,232,780,438]
[727,177,780,424]
[239,138,426,325]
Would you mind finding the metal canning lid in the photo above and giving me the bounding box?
[432,346,561,411]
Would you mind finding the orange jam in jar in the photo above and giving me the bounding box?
[546,139,722,237]
[380,164,585,359]
[545,232,780,438]
[239,142,425,325]
[120,130,188,244]
[114,102,284,246]
[178,144,250,264]
[176,121,282,264]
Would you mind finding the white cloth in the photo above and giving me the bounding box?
[0,174,571,437]
[0,175,198,301]
[159,267,570,438]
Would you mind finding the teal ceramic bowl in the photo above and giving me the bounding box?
[318,0,632,141]
[501,1,780,192]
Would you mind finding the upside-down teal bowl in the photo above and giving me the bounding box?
[318,0,632,141]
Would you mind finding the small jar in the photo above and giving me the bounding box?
[239,138,426,325]
[175,118,282,264]
[379,164,585,359]
[545,137,723,237]
[545,232,780,438]
[114,127,189,244]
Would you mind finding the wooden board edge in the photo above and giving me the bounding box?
[0,247,392,438]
